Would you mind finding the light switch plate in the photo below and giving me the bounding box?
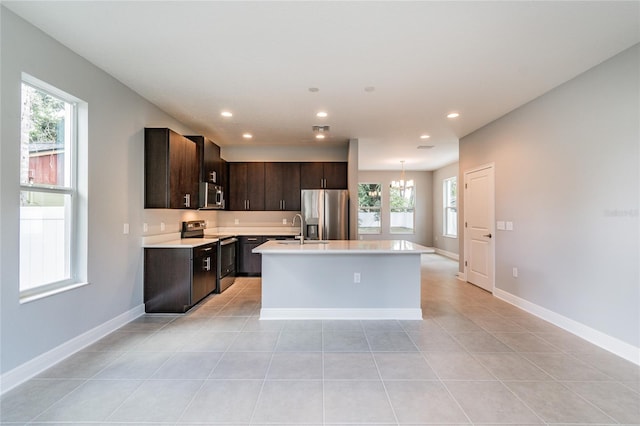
[234,218,239,225]
[123,223,129,234]
[506,221,514,231]
[497,221,506,230]
[143,223,148,233]
[282,218,287,224]
[160,222,165,231]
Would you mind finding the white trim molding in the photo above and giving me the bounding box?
[260,308,423,320]
[0,304,145,395]
[435,248,459,261]
[456,271,467,281]
[494,288,640,365]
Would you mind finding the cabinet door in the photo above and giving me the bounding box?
[323,162,348,189]
[300,162,325,189]
[169,131,198,209]
[264,162,284,211]
[238,236,264,275]
[182,136,200,207]
[264,162,299,210]
[246,162,265,210]
[228,162,248,211]
[282,162,301,210]
[144,128,171,208]
[192,244,216,303]
[188,135,221,184]
[219,159,228,195]
[144,248,192,313]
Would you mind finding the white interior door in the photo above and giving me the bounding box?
[464,164,495,292]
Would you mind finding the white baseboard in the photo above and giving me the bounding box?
[435,248,459,261]
[494,288,640,365]
[0,304,145,395]
[456,271,467,281]
[260,308,423,320]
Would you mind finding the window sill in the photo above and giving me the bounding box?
[443,235,458,239]
[20,281,90,304]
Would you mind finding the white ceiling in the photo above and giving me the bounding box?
[5,1,639,170]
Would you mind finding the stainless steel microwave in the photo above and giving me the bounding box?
[199,182,224,209]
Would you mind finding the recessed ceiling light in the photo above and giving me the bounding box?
[242,133,252,139]
[420,134,430,139]
[221,111,233,118]
[447,112,460,119]
[417,145,434,150]
[364,86,375,92]
[308,87,319,93]
[316,111,328,118]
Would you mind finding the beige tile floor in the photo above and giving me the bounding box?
[2,254,639,425]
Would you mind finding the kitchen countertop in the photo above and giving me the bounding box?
[143,237,222,249]
[142,227,300,248]
[253,239,434,254]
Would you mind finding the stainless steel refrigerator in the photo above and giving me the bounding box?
[301,189,349,240]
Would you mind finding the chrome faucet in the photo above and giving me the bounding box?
[292,214,304,244]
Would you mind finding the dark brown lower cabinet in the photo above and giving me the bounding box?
[144,244,217,313]
[237,236,265,276]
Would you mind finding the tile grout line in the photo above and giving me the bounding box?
[246,323,282,425]
[404,324,474,426]
[174,286,247,425]
[363,321,401,426]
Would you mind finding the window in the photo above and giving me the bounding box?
[443,176,457,237]
[390,180,415,234]
[20,75,86,299]
[358,183,381,234]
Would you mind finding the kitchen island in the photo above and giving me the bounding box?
[253,240,433,320]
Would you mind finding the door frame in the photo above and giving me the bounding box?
[463,162,495,292]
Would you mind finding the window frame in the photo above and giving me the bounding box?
[19,74,86,301]
[443,176,457,238]
[357,182,382,235]
[389,180,415,235]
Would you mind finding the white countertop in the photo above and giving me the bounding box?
[142,227,300,248]
[143,237,222,249]
[253,239,434,254]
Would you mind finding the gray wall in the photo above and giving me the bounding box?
[432,162,459,256]
[459,45,639,348]
[0,8,199,374]
[357,170,433,247]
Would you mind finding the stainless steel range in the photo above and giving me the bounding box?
[182,221,237,293]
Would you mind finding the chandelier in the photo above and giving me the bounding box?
[391,160,414,197]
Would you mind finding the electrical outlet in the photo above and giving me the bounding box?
[354,272,361,283]
[513,267,518,278]
[234,218,239,225]
[123,223,129,235]
[160,222,165,231]
[282,218,287,225]
[143,223,148,233]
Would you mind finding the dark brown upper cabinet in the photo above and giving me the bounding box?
[265,162,301,211]
[228,162,265,211]
[144,128,199,209]
[186,135,221,185]
[300,162,348,189]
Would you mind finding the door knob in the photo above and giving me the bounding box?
[483,233,492,238]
